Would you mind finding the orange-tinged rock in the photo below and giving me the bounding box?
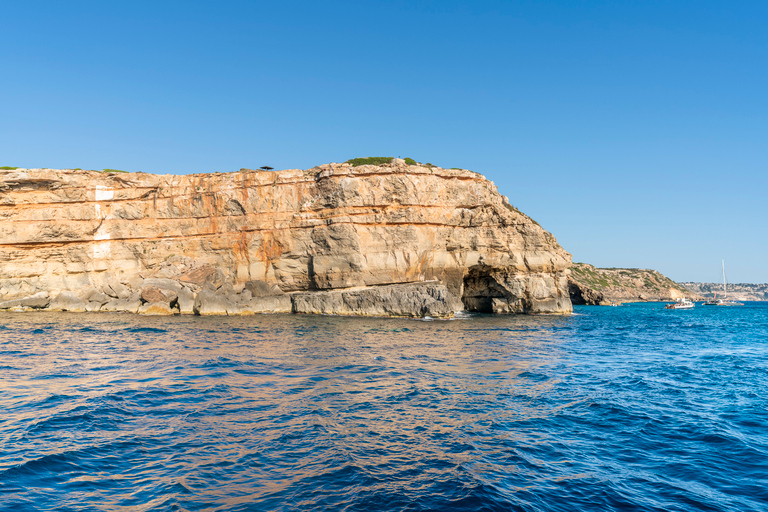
[0,161,572,314]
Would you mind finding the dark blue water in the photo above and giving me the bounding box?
[1,303,766,511]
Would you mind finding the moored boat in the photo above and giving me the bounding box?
[703,293,723,306]
[665,297,695,310]
[703,261,744,306]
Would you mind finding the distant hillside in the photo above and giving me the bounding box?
[569,263,700,305]
[680,282,768,301]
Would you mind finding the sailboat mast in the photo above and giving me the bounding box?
[722,259,727,299]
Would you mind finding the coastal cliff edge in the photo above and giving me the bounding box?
[0,160,572,317]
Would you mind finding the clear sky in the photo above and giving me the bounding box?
[2,1,766,283]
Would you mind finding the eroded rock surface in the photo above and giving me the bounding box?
[0,161,572,316]
[292,282,460,318]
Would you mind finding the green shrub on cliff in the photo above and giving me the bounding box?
[102,169,128,173]
[0,166,18,170]
[404,157,417,165]
[345,157,394,166]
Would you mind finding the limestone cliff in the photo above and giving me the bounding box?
[0,160,572,316]
[569,262,700,304]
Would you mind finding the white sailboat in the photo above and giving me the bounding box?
[703,260,743,306]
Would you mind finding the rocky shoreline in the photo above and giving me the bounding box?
[0,160,572,318]
[0,264,457,317]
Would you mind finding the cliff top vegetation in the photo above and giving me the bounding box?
[345,157,430,167]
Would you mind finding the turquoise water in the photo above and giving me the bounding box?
[1,303,766,511]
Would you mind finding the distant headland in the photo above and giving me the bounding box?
[568,262,766,304]
[568,263,702,305]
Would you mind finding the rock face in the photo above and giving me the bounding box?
[0,161,572,316]
[0,292,50,311]
[568,279,606,306]
[292,282,460,318]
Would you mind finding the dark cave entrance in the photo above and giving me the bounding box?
[461,267,505,313]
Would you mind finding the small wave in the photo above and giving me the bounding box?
[38,393,75,406]
[125,326,168,334]
[1,450,83,480]
[26,403,132,435]
[200,356,242,369]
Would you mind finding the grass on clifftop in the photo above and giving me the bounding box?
[0,166,18,170]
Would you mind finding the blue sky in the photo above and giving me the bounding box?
[2,1,766,283]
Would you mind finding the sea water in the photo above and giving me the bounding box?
[1,303,766,511]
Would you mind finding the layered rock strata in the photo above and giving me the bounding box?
[0,160,572,316]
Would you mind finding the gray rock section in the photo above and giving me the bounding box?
[463,270,571,314]
[193,289,232,316]
[48,291,87,312]
[85,301,103,312]
[193,281,292,315]
[105,282,131,299]
[247,295,291,313]
[177,287,196,315]
[101,293,142,313]
[242,280,291,313]
[291,282,459,318]
[225,302,254,316]
[0,292,50,310]
[86,290,111,305]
